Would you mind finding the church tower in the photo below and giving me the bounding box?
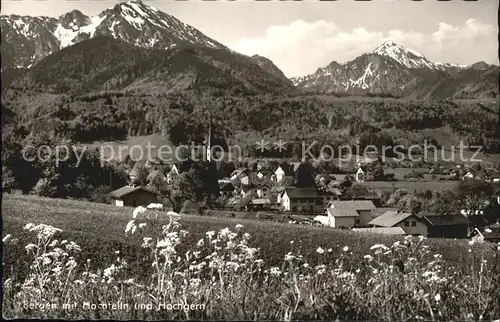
[206,118,212,162]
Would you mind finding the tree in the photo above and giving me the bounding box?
[373,165,385,181]
[295,163,316,188]
[455,180,494,215]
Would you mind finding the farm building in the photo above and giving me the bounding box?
[325,200,377,227]
[421,212,470,238]
[368,211,428,236]
[469,224,500,243]
[246,198,272,211]
[110,185,159,207]
[319,188,343,205]
[279,187,323,213]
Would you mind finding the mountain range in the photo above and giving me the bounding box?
[291,41,498,99]
[1,0,498,99]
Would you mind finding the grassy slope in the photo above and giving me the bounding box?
[3,194,495,281]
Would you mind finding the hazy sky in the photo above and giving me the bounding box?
[2,0,499,77]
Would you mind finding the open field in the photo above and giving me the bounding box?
[357,180,459,194]
[1,194,493,274]
[3,194,500,320]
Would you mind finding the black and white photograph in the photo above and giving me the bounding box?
[1,0,500,319]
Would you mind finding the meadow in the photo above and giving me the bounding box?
[357,180,459,194]
[2,194,500,320]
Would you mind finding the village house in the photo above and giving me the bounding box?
[355,167,365,182]
[166,164,180,183]
[329,174,351,185]
[273,166,287,183]
[279,187,323,213]
[325,200,377,227]
[218,180,236,198]
[240,185,253,198]
[109,185,159,207]
[462,171,475,180]
[469,224,500,243]
[246,198,272,211]
[230,169,248,180]
[368,210,428,236]
[319,187,343,205]
[421,212,470,238]
[272,163,296,183]
[256,184,271,198]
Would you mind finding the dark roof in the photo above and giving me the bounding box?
[423,214,469,226]
[319,188,343,196]
[219,182,235,191]
[284,187,319,199]
[368,211,416,227]
[110,185,158,199]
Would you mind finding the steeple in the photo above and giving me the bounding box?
[207,118,212,162]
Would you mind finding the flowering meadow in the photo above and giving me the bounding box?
[2,195,500,320]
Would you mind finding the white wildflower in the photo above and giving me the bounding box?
[235,224,243,231]
[254,259,264,265]
[370,244,388,251]
[133,206,147,219]
[316,247,325,254]
[24,223,35,231]
[364,254,373,260]
[434,293,441,302]
[2,234,11,243]
[138,223,147,229]
[49,239,58,247]
[25,243,37,252]
[219,227,231,238]
[206,231,215,239]
[328,248,332,252]
[125,220,136,234]
[269,267,281,276]
[342,246,349,252]
[146,203,163,209]
[197,239,204,247]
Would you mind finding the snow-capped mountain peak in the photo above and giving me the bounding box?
[372,40,434,69]
[1,0,226,69]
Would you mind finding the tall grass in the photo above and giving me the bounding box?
[2,205,499,320]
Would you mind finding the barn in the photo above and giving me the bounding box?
[109,185,159,207]
[422,213,470,239]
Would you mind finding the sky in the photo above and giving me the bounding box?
[2,0,499,77]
